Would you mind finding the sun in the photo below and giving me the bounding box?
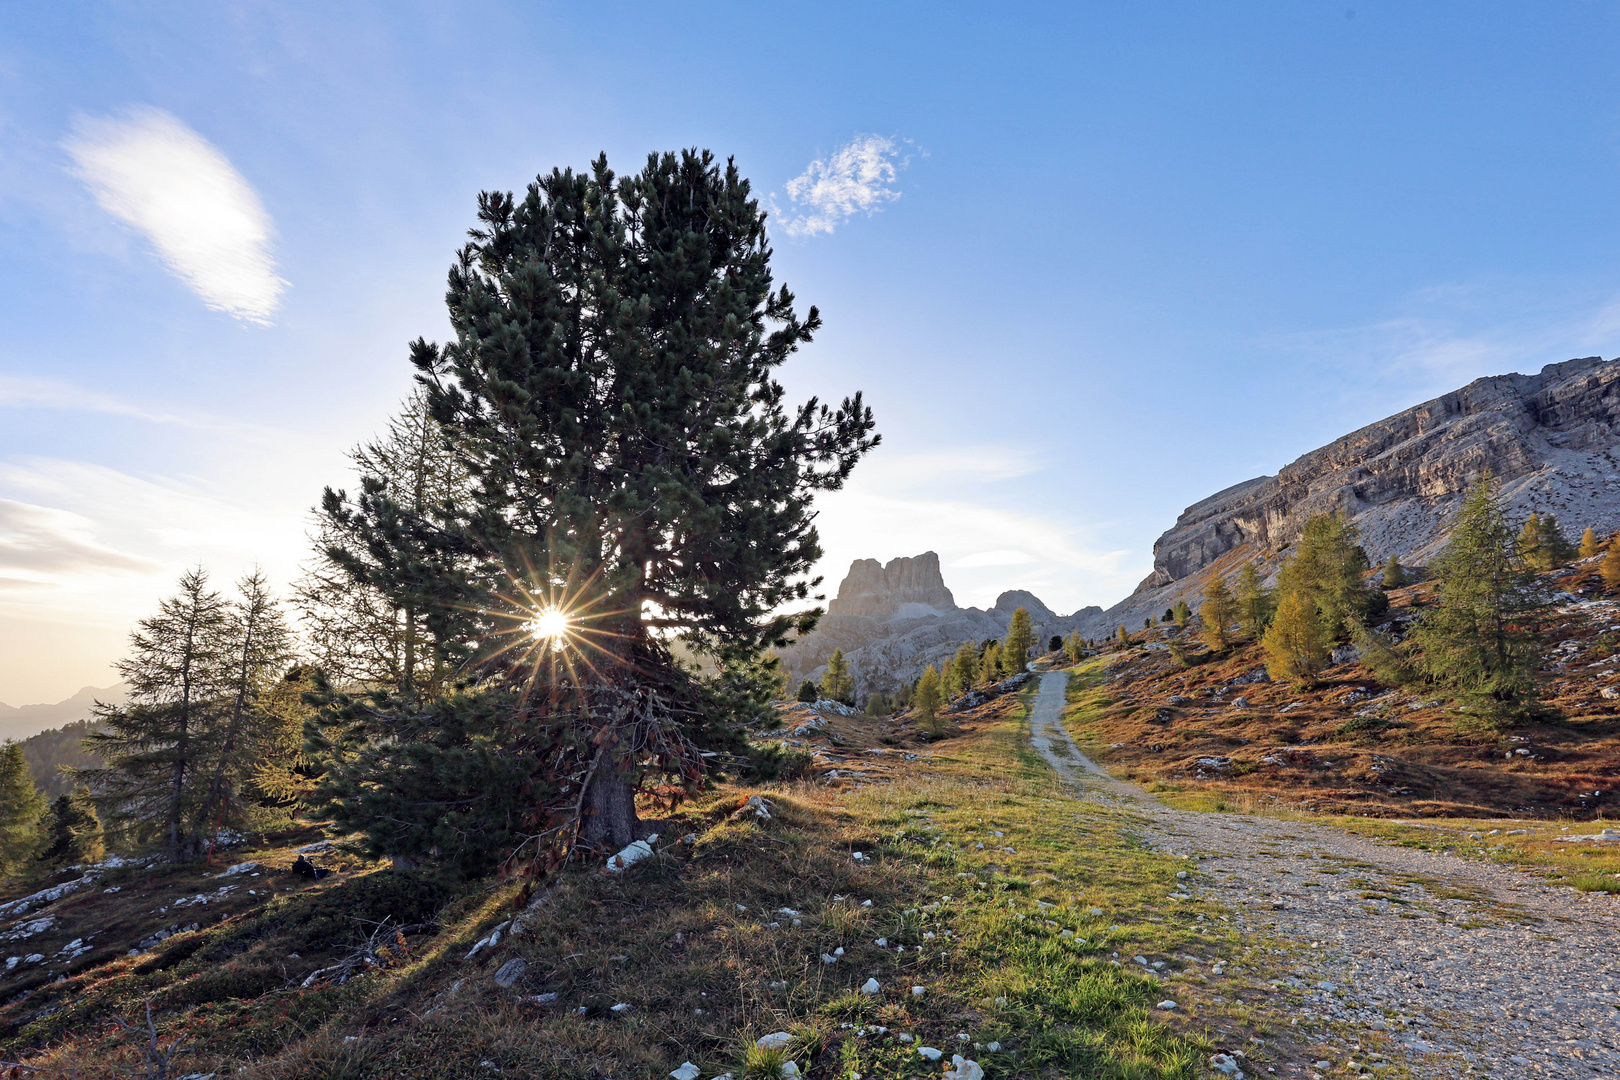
[529,607,571,644]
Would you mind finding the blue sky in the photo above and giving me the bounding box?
[4,2,1620,702]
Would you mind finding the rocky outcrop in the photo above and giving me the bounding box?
[827,552,956,619]
[1077,356,1620,637]
[777,554,1099,699]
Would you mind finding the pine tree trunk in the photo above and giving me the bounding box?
[579,767,642,851]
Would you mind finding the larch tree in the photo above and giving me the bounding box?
[87,570,297,862]
[0,744,44,877]
[1235,562,1273,639]
[1516,512,1544,569]
[1382,554,1407,589]
[821,649,856,704]
[295,389,468,699]
[311,150,878,869]
[1262,586,1330,687]
[913,666,943,735]
[1284,513,1376,641]
[1579,527,1600,559]
[1199,575,1239,652]
[1535,514,1574,568]
[1173,600,1191,627]
[87,568,230,861]
[1003,607,1035,674]
[952,642,979,691]
[980,641,1002,682]
[1409,477,1546,725]
[192,570,294,860]
[1604,535,1620,590]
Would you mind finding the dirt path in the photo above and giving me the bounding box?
[1027,670,1620,1079]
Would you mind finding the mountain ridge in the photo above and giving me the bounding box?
[0,684,124,743]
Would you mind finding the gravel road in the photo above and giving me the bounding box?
[1027,670,1620,1079]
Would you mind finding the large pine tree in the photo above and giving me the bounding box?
[315,150,878,865]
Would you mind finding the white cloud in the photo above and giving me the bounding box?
[776,134,912,238]
[66,107,286,324]
[0,497,156,588]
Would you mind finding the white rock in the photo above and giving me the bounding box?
[1210,1052,1244,1077]
[860,978,881,994]
[861,899,872,907]
[493,957,528,988]
[530,992,559,1004]
[746,795,773,819]
[779,1064,800,1079]
[874,937,888,947]
[821,953,837,964]
[606,836,659,872]
[756,1032,794,1050]
[1156,1000,1177,1010]
[609,1002,631,1012]
[911,985,926,997]
[918,1046,943,1061]
[670,1064,700,1080]
[943,1056,984,1080]
[221,861,261,876]
[987,1042,1001,1052]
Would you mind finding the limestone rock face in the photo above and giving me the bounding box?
[1078,356,1620,638]
[778,554,1100,698]
[827,552,957,619]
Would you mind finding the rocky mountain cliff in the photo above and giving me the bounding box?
[777,553,1098,699]
[1077,355,1620,636]
[788,356,1620,699]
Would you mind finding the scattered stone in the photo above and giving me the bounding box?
[911,985,926,997]
[943,1055,984,1080]
[220,861,261,876]
[1156,1000,1177,1010]
[529,992,559,1004]
[757,1032,793,1051]
[609,1002,631,1013]
[860,978,881,994]
[492,958,527,988]
[605,835,660,872]
[670,1063,700,1080]
[1210,1052,1244,1077]
[917,1046,943,1061]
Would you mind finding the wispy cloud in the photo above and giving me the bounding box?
[0,374,209,428]
[951,549,1037,569]
[0,497,156,589]
[66,107,286,324]
[775,134,914,238]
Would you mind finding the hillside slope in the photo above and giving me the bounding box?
[0,693,1275,1080]
[1066,559,1620,820]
